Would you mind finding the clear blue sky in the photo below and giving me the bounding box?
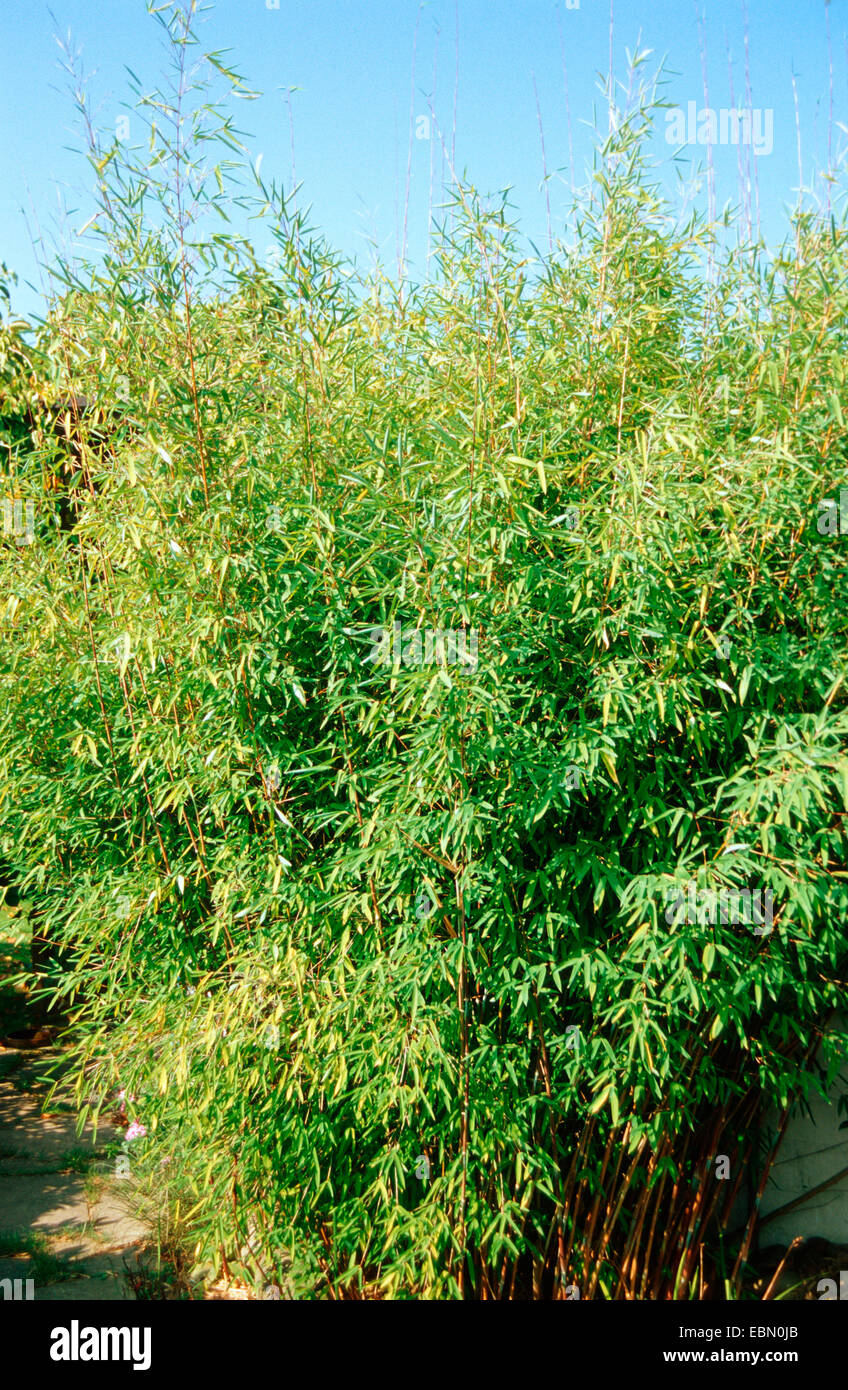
[1,0,845,320]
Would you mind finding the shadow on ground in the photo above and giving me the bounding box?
[0,906,146,1301]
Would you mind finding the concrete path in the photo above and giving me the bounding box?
[0,1045,147,1300]
[0,908,148,1302]
[0,906,261,1302]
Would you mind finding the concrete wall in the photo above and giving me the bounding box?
[757,1025,848,1248]
[759,1089,848,1247]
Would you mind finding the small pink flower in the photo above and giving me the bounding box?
[125,1121,147,1142]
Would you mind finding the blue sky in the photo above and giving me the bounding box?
[1,0,845,320]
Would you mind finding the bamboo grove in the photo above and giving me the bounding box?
[1,4,848,1299]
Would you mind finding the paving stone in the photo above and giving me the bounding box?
[0,1074,147,1303]
[0,1174,91,1235]
[0,1077,121,1163]
[36,1276,133,1301]
[0,1255,37,1281]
